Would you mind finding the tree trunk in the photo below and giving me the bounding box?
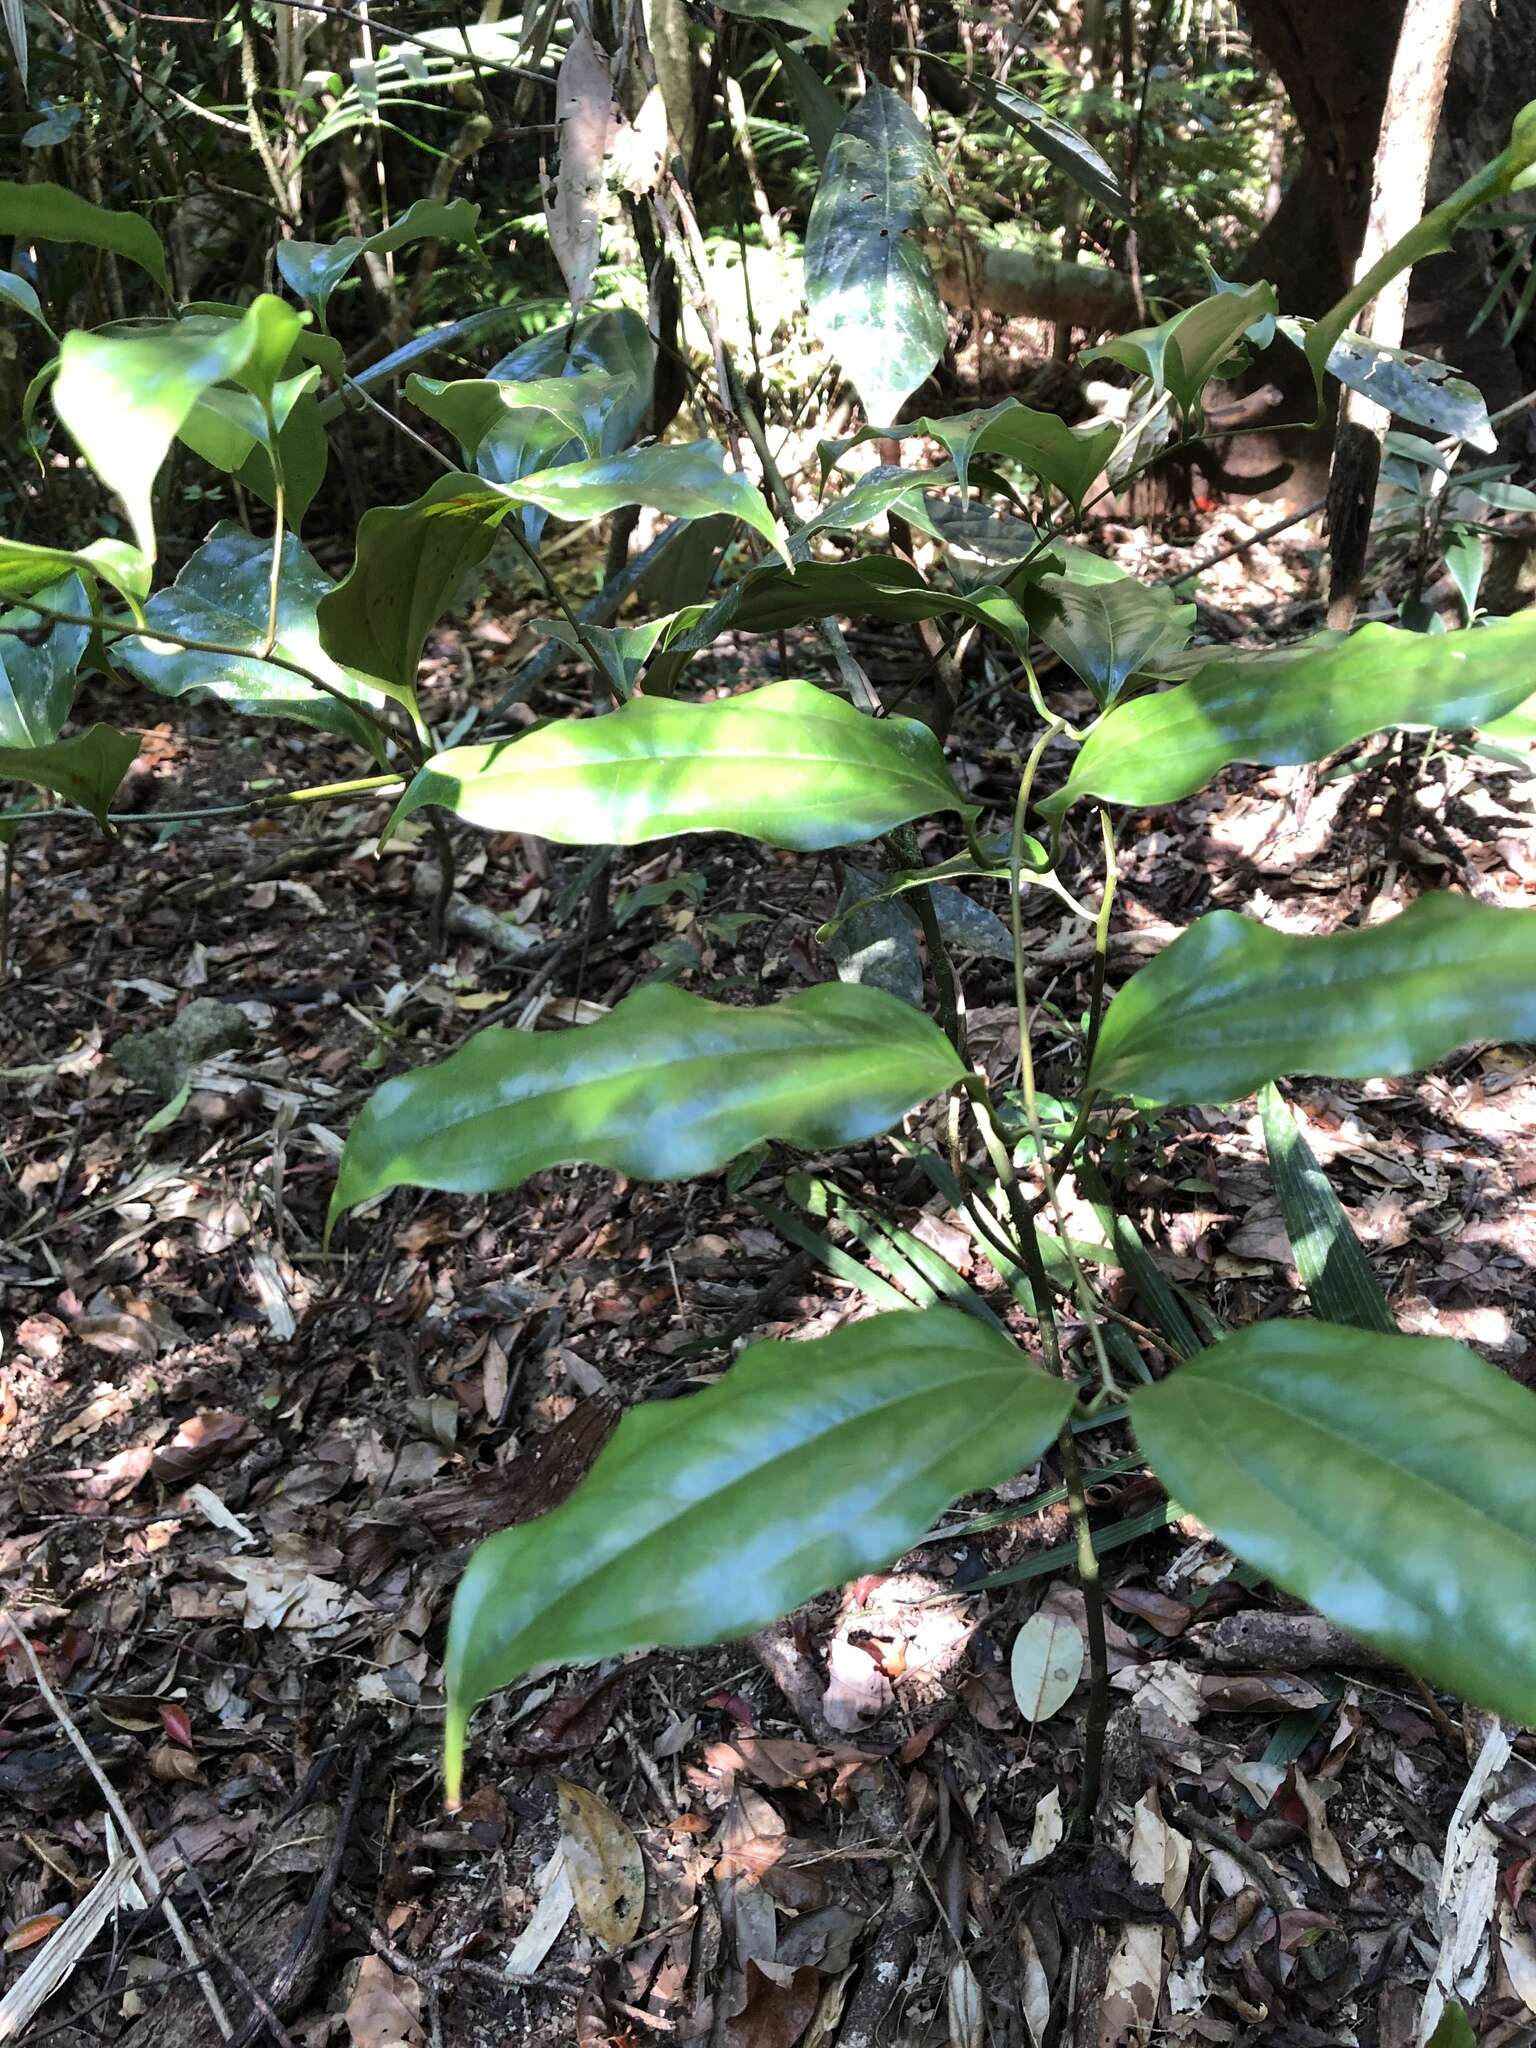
[1242,0,1536,443]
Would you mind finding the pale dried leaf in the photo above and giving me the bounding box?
[1294,1769,1350,1887]
[1498,1901,1536,2017]
[555,1776,645,1949]
[507,1843,575,1978]
[1017,1785,1063,1869]
[345,1955,423,2048]
[1010,1611,1085,1724]
[1018,1921,1052,2048]
[543,29,614,317]
[946,1955,984,2048]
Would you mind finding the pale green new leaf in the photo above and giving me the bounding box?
[115,525,389,753]
[53,298,299,560]
[0,723,139,826]
[1090,894,1536,1107]
[408,369,633,464]
[275,196,481,319]
[444,1307,1073,1799]
[1132,1322,1536,1724]
[499,441,789,562]
[1043,609,1536,812]
[328,979,968,1229]
[0,573,89,747]
[0,536,150,609]
[389,679,974,849]
[805,86,947,423]
[1024,550,1194,704]
[1258,1083,1395,1334]
[0,180,169,293]
[1085,282,1278,420]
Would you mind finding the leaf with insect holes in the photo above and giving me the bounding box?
[1010,1611,1084,1724]
[555,1778,645,1950]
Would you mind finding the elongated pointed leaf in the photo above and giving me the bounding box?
[1316,328,1496,451]
[715,0,847,33]
[1131,1322,1536,1724]
[0,268,53,335]
[53,299,297,560]
[329,980,967,1231]
[0,574,89,747]
[1086,283,1277,420]
[1258,1084,1395,1334]
[275,197,481,319]
[963,75,1127,218]
[824,398,1118,512]
[770,33,841,165]
[0,180,168,293]
[1044,610,1536,813]
[0,723,139,825]
[0,536,150,609]
[444,1307,1073,1799]
[115,525,389,752]
[1090,894,1536,1107]
[388,678,974,850]
[505,441,788,561]
[805,86,946,423]
[1025,551,1193,705]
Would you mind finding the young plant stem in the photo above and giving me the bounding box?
[260,407,287,657]
[27,770,404,832]
[1059,1423,1111,1831]
[0,836,14,978]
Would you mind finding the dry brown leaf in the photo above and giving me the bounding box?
[344,1955,423,2048]
[725,1961,820,2048]
[1017,1786,1064,1870]
[556,1776,646,1950]
[946,1956,984,2048]
[542,28,614,317]
[1292,1768,1350,1887]
[1018,1921,1052,2048]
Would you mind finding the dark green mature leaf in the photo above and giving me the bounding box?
[1086,283,1278,420]
[115,525,389,753]
[770,34,842,166]
[317,472,509,704]
[0,723,139,826]
[0,267,53,335]
[824,398,1118,511]
[1259,1084,1395,1333]
[444,1307,1073,1799]
[0,180,169,292]
[1425,2007,1478,2048]
[1306,103,1536,412]
[805,85,947,423]
[329,980,967,1230]
[1043,609,1536,813]
[715,0,847,35]
[962,75,1128,218]
[1024,550,1194,704]
[388,679,975,849]
[0,574,89,747]
[1090,894,1536,1107]
[275,197,481,319]
[1131,1322,1536,1724]
[1318,330,1496,451]
[53,299,301,560]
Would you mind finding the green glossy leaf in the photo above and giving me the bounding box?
[715,0,847,35]
[1085,283,1278,421]
[806,464,951,538]
[1090,894,1536,1108]
[275,196,481,319]
[0,267,54,336]
[0,180,168,293]
[1306,103,1536,413]
[502,441,788,562]
[805,85,946,423]
[962,76,1127,219]
[408,369,633,465]
[1131,1322,1536,1724]
[1425,2007,1477,2048]
[1317,328,1496,452]
[770,33,841,166]
[479,310,655,514]
[115,524,389,752]
[317,471,510,704]
[329,980,968,1230]
[1258,1084,1395,1334]
[53,299,297,560]
[389,678,975,849]
[444,1307,1073,1799]
[1024,550,1194,705]
[0,535,150,609]
[0,573,89,746]
[235,389,330,533]
[1044,610,1536,813]
[0,722,139,825]
[824,398,1118,511]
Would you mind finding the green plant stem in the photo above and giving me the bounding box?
[0,837,14,978]
[7,600,407,756]
[21,771,403,832]
[260,405,287,657]
[1059,1421,1110,1832]
[1044,805,1118,1184]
